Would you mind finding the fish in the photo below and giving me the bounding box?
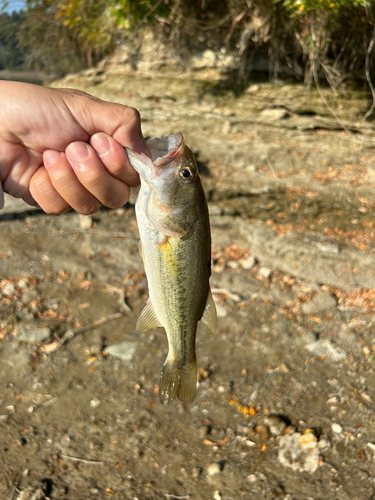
[126,133,218,404]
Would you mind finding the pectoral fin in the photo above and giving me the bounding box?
[200,288,218,340]
[136,300,162,333]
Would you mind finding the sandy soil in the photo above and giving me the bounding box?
[1,65,375,499]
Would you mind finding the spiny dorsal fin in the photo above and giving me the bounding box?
[136,301,162,333]
[200,288,218,340]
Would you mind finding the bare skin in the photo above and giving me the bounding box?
[0,81,150,214]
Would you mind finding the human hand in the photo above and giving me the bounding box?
[0,81,150,214]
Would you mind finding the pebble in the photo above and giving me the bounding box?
[207,462,221,476]
[318,438,331,451]
[255,423,270,441]
[246,84,260,93]
[79,214,93,229]
[16,326,51,344]
[301,292,337,315]
[214,301,228,319]
[278,431,320,473]
[191,467,202,479]
[16,278,29,289]
[246,474,257,483]
[331,423,343,434]
[221,120,231,134]
[264,415,287,437]
[90,398,101,409]
[258,108,289,121]
[240,255,256,270]
[1,282,15,297]
[213,491,222,500]
[258,267,271,278]
[104,341,138,361]
[305,338,346,362]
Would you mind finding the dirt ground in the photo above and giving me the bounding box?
[2,61,375,500]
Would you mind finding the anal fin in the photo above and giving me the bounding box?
[200,288,218,339]
[136,300,162,333]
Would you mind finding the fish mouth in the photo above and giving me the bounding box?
[126,133,184,179]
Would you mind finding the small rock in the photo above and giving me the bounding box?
[207,462,221,476]
[318,438,331,451]
[1,282,15,297]
[16,278,29,289]
[246,474,257,483]
[301,292,337,315]
[367,442,375,454]
[237,425,249,435]
[264,415,287,436]
[255,423,270,441]
[79,214,93,229]
[240,255,256,270]
[105,341,138,361]
[16,484,46,500]
[305,338,346,362]
[278,432,320,473]
[16,326,51,344]
[246,84,260,93]
[191,467,202,479]
[259,108,289,121]
[227,260,239,269]
[246,439,256,447]
[221,120,231,134]
[214,301,228,319]
[316,242,339,254]
[331,423,343,434]
[258,267,271,278]
[213,491,222,500]
[90,398,101,409]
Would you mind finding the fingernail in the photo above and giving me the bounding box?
[44,150,62,167]
[67,142,90,162]
[91,133,111,155]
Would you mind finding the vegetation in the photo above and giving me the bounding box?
[0,10,26,70]
[0,0,374,91]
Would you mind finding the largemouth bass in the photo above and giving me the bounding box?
[126,133,218,404]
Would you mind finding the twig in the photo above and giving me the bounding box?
[164,495,191,500]
[41,397,59,407]
[59,453,104,465]
[42,313,123,354]
[102,283,131,312]
[362,27,375,122]
[212,287,243,302]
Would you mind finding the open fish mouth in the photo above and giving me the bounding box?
[126,133,184,179]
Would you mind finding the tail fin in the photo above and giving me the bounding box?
[159,357,197,404]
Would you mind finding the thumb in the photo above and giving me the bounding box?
[63,90,150,156]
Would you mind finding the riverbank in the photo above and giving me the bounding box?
[1,60,375,499]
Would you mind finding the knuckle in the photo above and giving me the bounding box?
[126,106,141,125]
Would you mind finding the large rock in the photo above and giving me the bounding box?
[240,222,375,290]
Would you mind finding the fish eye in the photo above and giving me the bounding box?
[180,167,193,181]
